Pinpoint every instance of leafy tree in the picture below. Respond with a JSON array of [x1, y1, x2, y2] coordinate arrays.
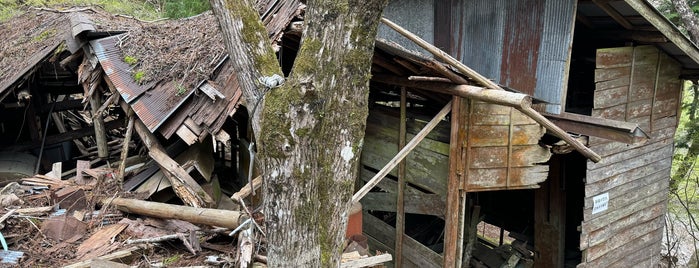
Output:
[[209, 0, 389, 266]]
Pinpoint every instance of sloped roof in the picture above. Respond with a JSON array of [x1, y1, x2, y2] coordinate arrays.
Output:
[[0, 8, 137, 101], [578, 0, 699, 72]]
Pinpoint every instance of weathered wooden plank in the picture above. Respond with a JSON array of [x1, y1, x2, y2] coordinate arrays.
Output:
[[582, 201, 665, 248], [511, 125, 546, 145], [354, 102, 452, 203], [593, 86, 629, 109], [629, 64, 658, 102], [594, 66, 631, 82], [368, 107, 451, 143], [596, 47, 633, 68], [585, 160, 670, 197], [586, 142, 672, 181], [592, 104, 626, 121], [366, 121, 449, 155], [362, 192, 445, 217], [360, 141, 447, 196], [581, 229, 662, 267], [364, 233, 420, 268], [584, 178, 668, 221], [587, 138, 672, 170], [653, 98, 679, 119], [581, 186, 668, 234], [589, 128, 674, 157], [468, 125, 510, 146], [363, 212, 443, 268], [611, 242, 662, 268], [651, 115, 677, 130], [633, 45, 660, 63], [595, 76, 631, 91], [626, 100, 652, 119], [359, 168, 421, 194], [583, 216, 664, 262], [465, 165, 548, 191], [469, 145, 550, 169]]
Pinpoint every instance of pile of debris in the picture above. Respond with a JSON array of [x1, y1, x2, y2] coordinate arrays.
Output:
[[0, 161, 258, 267]]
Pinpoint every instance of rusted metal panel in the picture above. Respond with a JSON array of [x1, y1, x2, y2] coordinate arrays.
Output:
[[90, 36, 148, 103], [500, 1, 544, 96], [130, 80, 195, 132], [452, 0, 575, 114]]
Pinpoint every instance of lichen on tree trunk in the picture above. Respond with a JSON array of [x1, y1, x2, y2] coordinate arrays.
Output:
[[209, 0, 388, 266]]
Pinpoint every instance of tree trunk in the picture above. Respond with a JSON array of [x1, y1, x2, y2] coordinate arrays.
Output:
[[671, 0, 699, 43], [209, 0, 388, 266]]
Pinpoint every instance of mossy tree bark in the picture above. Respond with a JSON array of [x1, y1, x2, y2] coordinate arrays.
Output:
[[209, 0, 388, 266]]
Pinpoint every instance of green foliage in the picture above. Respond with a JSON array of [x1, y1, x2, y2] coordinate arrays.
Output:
[[163, 254, 181, 265], [1, 0, 163, 22], [0, 0, 22, 22], [123, 55, 138, 65], [175, 83, 187, 96], [162, 0, 210, 19], [33, 28, 57, 42], [133, 71, 145, 83]]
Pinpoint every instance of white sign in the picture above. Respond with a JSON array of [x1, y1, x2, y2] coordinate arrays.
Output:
[[592, 193, 609, 215]]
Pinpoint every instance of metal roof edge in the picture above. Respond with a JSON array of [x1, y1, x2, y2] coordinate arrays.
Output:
[[625, 0, 699, 66]]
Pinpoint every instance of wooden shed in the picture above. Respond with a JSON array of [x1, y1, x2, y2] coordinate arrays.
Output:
[[1, 1, 696, 267], [353, 0, 699, 267]]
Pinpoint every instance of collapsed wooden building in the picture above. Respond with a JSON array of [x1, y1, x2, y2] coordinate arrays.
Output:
[[0, 0, 697, 267]]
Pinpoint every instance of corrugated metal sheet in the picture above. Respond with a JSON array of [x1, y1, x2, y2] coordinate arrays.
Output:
[[90, 36, 148, 103], [377, 0, 435, 56], [534, 0, 577, 114], [131, 80, 195, 131], [453, 0, 575, 114], [91, 36, 195, 132], [455, 0, 506, 82]]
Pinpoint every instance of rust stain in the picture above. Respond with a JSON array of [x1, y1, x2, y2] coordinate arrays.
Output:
[[500, 0, 545, 95]]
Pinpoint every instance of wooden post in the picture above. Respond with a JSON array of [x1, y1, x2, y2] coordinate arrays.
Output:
[[395, 87, 407, 267], [352, 101, 452, 203], [89, 89, 109, 159], [444, 97, 463, 268], [117, 113, 135, 185], [132, 117, 215, 208], [104, 197, 246, 229]]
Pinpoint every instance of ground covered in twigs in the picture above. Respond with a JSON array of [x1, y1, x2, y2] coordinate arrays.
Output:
[[0, 172, 263, 267]]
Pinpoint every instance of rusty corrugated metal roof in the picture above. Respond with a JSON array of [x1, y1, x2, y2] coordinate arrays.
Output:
[[90, 36, 149, 103], [91, 35, 195, 132], [93, 0, 303, 136]]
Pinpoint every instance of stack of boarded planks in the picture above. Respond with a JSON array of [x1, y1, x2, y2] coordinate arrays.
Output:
[[580, 45, 681, 267]]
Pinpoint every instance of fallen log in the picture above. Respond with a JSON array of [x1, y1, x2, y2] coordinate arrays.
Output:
[[103, 197, 247, 229]]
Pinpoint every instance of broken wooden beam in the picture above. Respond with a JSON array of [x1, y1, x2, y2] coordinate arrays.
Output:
[[103, 197, 247, 229], [353, 100, 452, 203], [341, 253, 393, 268], [231, 175, 262, 201], [132, 118, 215, 208], [87, 84, 108, 159], [117, 114, 135, 184]]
